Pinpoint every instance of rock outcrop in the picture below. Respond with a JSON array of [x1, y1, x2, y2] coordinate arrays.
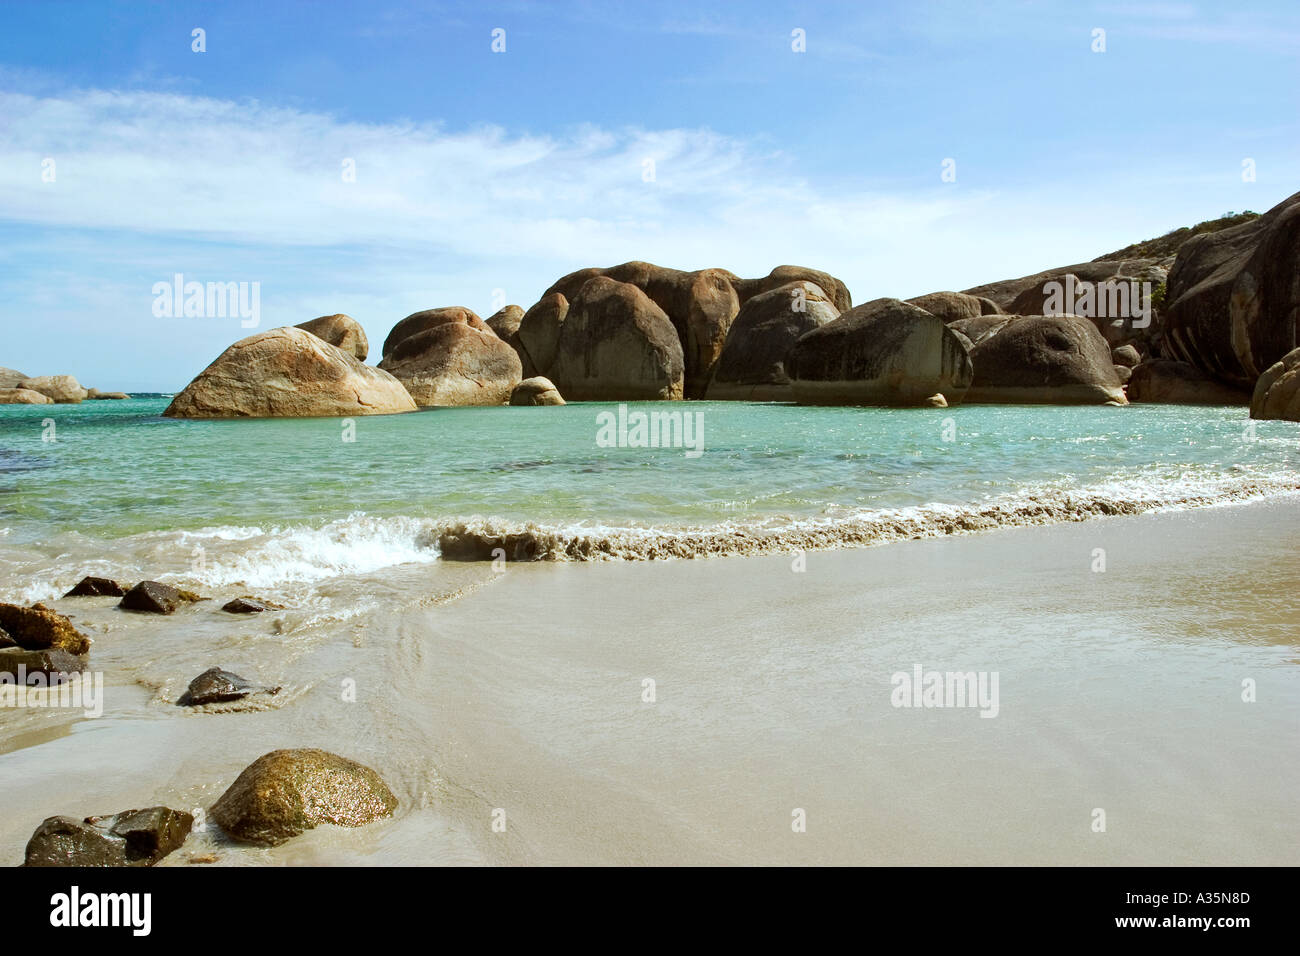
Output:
[[789, 298, 972, 406], [707, 280, 840, 400], [295, 313, 369, 361], [211, 749, 397, 847], [1127, 360, 1250, 405], [165, 327, 416, 419], [963, 315, 1128, 404], [1163, 189, 1300, 389], [537, 262, 851, 397], [548, 277, 685, 401]]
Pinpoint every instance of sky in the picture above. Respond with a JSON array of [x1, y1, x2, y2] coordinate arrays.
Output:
[[0, 0, 1297, 392]]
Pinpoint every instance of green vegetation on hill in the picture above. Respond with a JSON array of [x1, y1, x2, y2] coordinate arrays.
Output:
[[1093, 211, 1260, 262]]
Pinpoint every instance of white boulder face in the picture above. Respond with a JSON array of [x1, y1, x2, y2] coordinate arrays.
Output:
[[790, 298, 973, 406], [164, 327, 417, 419]]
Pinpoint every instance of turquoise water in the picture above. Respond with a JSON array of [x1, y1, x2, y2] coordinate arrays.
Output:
[[2, 398, 1298, 548]]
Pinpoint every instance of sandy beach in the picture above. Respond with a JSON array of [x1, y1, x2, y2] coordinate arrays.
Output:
[[3, 496, 1296, 866]]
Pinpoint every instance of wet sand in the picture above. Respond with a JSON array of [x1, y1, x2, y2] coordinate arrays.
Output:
[[1, 498, 1297, 865]]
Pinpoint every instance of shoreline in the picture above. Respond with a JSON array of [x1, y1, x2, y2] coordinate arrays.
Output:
[[1, 497, 1296, 865]]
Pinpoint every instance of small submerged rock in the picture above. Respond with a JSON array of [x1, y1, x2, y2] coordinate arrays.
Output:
[[220, 596, 282, 614], [24, 807, 193, 867], [211, 749, 397, 847], [118, 581, 205, 615], [64, 576, 130, 597], [178, 667, 280, 706]]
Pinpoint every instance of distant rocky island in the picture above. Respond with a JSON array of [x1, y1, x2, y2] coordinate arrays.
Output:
[[0, 369, 128, 404]]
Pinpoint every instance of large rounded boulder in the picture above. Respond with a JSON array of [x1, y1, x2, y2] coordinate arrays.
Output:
[[733, 265, 852, 313], [789, 298, 972, 406], [707, 280, 840, 400], [378, 319, 522, 406], [211, 749, 397, 847], [515, 293, 569, 377], [164, 327, 416, 418], [963, 315, 1127, 404], [510, 376, 565, 406], [906, 290, 988, 324], [1251, 348, 1300, 420], [549, 277, 685, 400], [381, 307, 490, 359], [20, 375, 87, 403], [0, 368, 27, 388], [295, 313, 369, 361], [1163, 190, 1300, 389]]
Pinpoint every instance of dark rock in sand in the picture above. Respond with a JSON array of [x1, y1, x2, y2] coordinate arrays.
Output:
[[211, 749, 397, 847], [964, 315, 1127, 404], [64, 576, 130, 597], [118, 581, 203, 615], [789, 298, 973, 406], [510, 377, 565, 406], [707, 280, 840, 400], [24, 807, 193, 867], [1127, 360, 1250, 405], [178, 667, 280, 706], [1163, 189, 1300, 389], [295, 313, 370, 361], [0, 647, 88, 679], [0, 603, 90, 654]]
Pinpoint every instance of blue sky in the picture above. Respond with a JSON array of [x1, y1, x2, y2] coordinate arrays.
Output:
[[1, 0, 1297, 391]]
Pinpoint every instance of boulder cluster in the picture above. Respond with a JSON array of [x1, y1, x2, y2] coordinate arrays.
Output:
[[156, 189, 1300, 418]]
